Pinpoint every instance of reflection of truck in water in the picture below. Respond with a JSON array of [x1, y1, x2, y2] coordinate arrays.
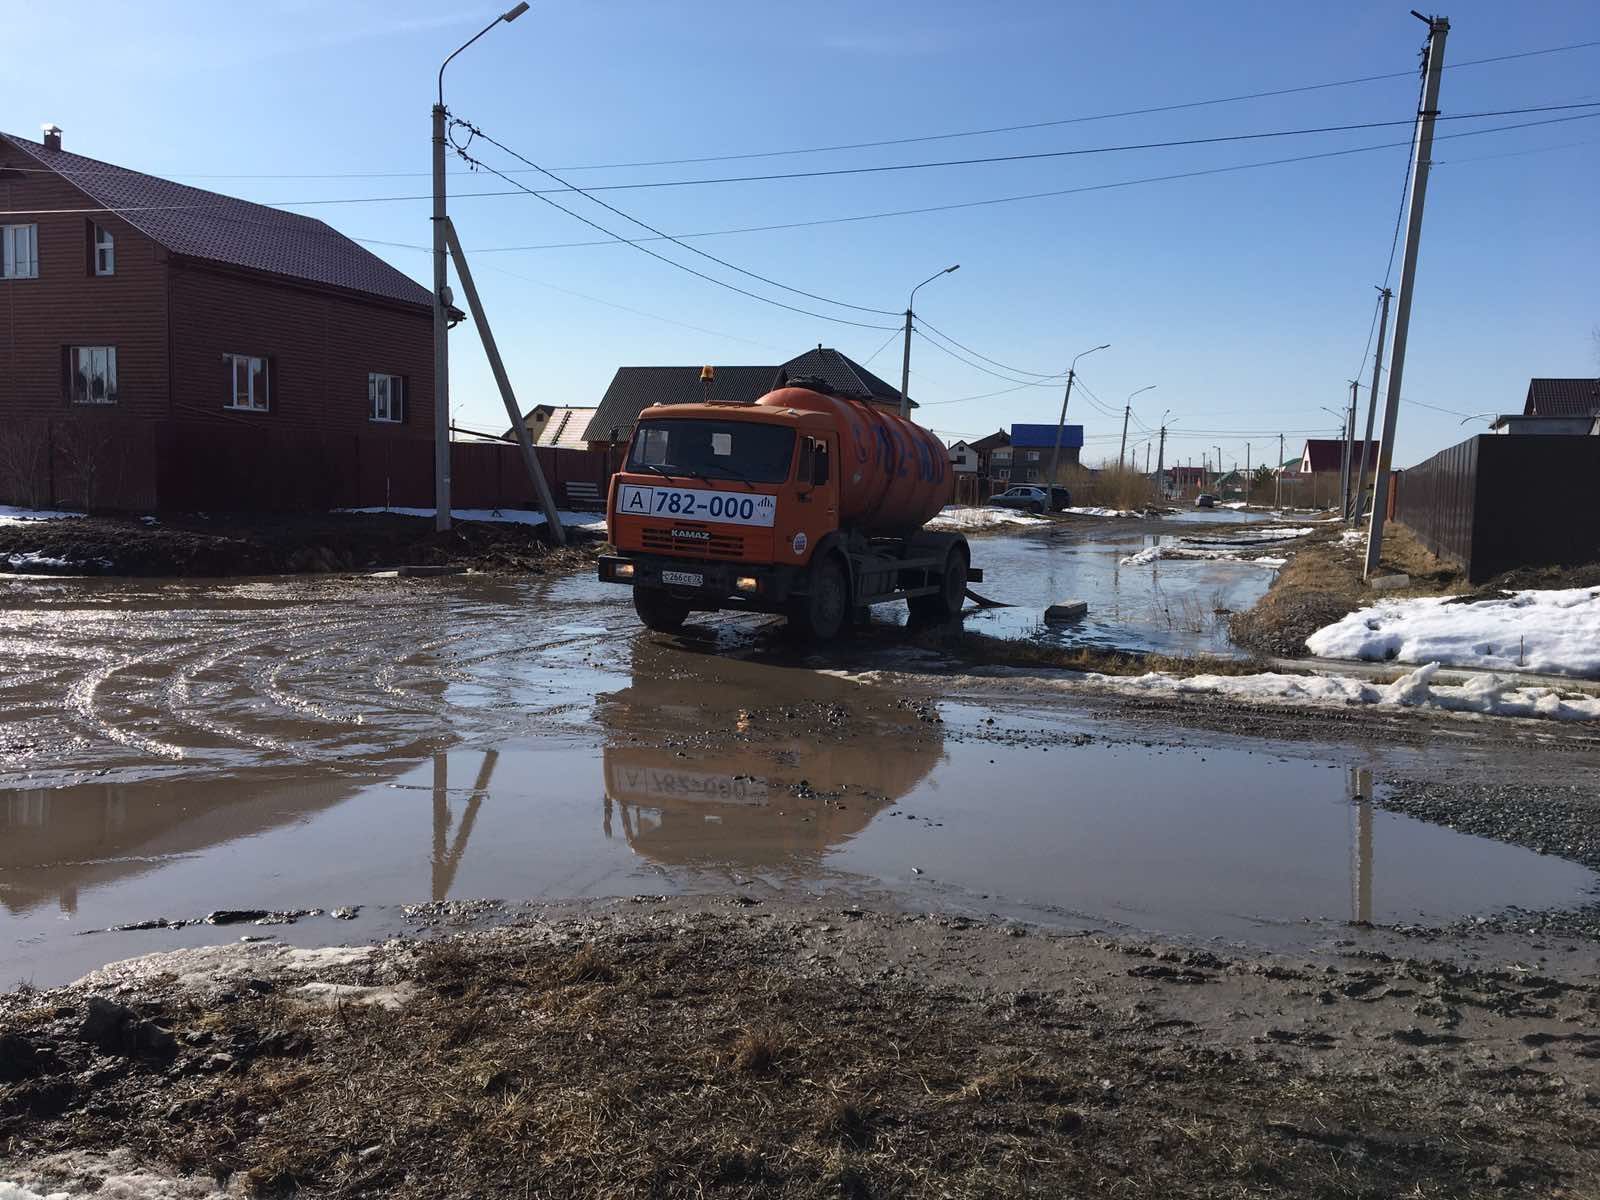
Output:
[[598, 380, 978, 641], [601, 736, 941, 870]]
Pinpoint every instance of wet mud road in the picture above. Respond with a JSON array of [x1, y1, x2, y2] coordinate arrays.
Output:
[[3, 558, 1598, 985]]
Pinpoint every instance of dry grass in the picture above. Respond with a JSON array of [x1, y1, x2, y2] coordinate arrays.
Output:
[[1059, 463, 1162, 510], [918, 627, 1270, 678], [1231, 525, 1464, 659], [4, 922, 1595, 1198]]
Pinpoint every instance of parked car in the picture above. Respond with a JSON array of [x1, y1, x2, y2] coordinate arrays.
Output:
[[989, 485, 1071, 514], [1194, 492, 1219, 509]]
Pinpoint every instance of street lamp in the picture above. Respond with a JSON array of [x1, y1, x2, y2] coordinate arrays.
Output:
[[1047, 342, 1110, 486], [1118, 384, 1156, 469], [431, 3, 531, 532], [899, 264, 960, 420]]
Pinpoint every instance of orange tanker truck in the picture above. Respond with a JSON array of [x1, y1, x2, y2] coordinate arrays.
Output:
[[598, 378, 979, 640]]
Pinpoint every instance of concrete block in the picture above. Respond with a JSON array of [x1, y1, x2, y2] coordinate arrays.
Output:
[[1044, 601, 1089, 623]]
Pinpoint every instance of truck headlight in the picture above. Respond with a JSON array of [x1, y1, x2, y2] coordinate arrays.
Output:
[[614, 561, 635, 579], [735, 575, 759, 592]]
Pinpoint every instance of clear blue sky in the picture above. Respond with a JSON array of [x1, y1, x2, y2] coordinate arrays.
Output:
[[8, 0, 1598, 469]]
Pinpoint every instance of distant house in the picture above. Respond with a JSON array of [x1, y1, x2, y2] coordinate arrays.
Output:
[[947, 440, 978, 473], [1300, 439, 1380, 476], [581, 347, 912, 449], [1490, 378, 1600, 435], [1162, 465, 1207, 496], [1006, 423, 1084, 483], [0, 126, 445, 511], [969, 429, 1011, 481], [507, 405, 598, 450]]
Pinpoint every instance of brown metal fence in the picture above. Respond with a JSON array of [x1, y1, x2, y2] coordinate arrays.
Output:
[[1393, 434, 1600, 582], [0, 418, 610, 515]]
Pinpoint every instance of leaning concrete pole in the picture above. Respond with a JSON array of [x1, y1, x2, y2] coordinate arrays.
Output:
[[1354, 286, 1392, 521], [443, 218, 566, 546], [1366, 13, 1449, 579]]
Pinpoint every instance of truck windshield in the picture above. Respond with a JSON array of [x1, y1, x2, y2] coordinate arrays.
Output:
[[628, 420, 797, 485]]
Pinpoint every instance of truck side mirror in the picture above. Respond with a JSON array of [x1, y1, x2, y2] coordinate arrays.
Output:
[[812, 443, 830, 486]]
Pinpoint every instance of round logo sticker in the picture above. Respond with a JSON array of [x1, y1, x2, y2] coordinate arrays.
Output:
[[791, 532, 808, 555]]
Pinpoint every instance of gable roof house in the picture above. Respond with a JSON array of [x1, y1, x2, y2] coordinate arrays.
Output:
[[1300, 438, 1380, 475], [0, 126, 446, 511], [581, 347, 911, 448], [1490, 378, 1600, 435]]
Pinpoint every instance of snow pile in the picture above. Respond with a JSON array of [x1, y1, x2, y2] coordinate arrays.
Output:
[[0, 506, 84, 526], [1338, 529, 1364, 545], [1306, 587, 1600, 678], [0, 1151, 236, 1198], [1082, 661, 1600, 723], [336, 506, 608, 533], [1119, 544, 1287, 568], [1063, 506, 1145, 518], [4, 552, 74, 570], [926, 506, 1048, 530]]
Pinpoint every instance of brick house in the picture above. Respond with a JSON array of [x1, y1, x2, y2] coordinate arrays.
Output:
[[0, 126, 533, 512], [1005, 423, 1083, 484]]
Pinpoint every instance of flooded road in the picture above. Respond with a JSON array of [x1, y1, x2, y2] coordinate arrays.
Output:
[[3, 546, 1596, 984]]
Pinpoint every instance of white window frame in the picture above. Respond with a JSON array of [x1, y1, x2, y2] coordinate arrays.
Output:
[[2, 224, 39, 279], [224, 353, 270, 412], [93, 224, 115, 276], [368, 372, 404, 423], [68, 346, 118, 405]]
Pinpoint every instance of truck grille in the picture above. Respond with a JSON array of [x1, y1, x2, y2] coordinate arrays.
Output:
[[641, 527, 746, 559]]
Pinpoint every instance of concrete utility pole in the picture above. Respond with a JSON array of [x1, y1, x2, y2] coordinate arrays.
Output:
[[899, 265, 959, 420], [1155, 424, 1168, 493], [1214, 446, 1223, 488], [1367, 13, 1449, 578], [1276, 432, 1284, 509], [1119, 384, 1155, 470], [1354, 286, 1392, 522], [1246, 442, 1251, 505], [1340, 379, 1358, 521], [433, 2, 531, 533], [1144, 443, 1151, 474], [443, 219, 565, 545], [1048, 343, 1109, 485]]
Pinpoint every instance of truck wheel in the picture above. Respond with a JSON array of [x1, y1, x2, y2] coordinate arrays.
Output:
[[788, 555, 848, 642], [908, 542, 970, 623], [633, 586, 690, 633]]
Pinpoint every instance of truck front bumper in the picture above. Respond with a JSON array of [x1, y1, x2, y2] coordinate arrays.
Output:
[[599, 553, 801, 608]]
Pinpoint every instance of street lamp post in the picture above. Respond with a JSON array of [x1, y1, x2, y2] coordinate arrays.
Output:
[[433, 3, 531, 532], [899, 264, 960, 420], [1047, 343, 1109, 487], [1118, 384, 1156, 469]]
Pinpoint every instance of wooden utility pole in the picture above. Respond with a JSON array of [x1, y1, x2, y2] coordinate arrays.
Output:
[[1340, 379, 1357, 521], [1367, 13, 1450, 577]]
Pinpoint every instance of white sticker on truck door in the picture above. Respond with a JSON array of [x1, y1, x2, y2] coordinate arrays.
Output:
[[616, 484, 776, 528]]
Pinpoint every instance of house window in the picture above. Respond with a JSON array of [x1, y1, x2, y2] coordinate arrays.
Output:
[[68, 346, 118, 405], [1026, 450, 1041, 462], [92, 224, 115, 276], [368, 373, 404, 423], [225, 353, 270, 411], [2, 224, 38, 279]]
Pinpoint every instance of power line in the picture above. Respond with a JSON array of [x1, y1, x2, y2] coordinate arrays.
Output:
[[437, 122, 898, 333], [451, 117, 899, 318], [543, 38, 1600, 171], [914, 318, 1067, 380], [428, 110, 1600, 253], [9, 109, 1595, 230], [860, 327, 903, 367]]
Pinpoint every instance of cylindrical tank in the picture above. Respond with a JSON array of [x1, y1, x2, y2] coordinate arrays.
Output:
[[756, 387, 952, 535]]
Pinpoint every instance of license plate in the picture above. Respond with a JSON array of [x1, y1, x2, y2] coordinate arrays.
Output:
[[616, 484, 776, 528], [661, 570, 704, 587]]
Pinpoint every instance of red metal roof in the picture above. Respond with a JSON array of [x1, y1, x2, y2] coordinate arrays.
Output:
[[1302, 439, 1379, 472], [1, 131, 431, 309]]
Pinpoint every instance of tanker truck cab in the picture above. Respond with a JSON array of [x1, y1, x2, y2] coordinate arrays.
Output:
[[599, 385, 977, 642]]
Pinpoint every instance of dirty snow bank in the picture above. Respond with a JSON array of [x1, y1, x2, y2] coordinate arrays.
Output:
[[0, 506, 83, 526], [1, 1151, 238, 1198], [1306, 587, 1600, 678], [1082, 661, 1600, 722], [335, 506, 607, 533], [1119, 544, 1286, 568], [926, 505, 1048, 530], [1062, 506, 1146, 518]]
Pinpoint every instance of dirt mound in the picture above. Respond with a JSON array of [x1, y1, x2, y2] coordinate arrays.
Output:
[[0, 513, 597, 577]]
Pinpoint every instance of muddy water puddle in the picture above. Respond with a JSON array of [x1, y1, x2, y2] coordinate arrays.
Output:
[[3, 565, 1596, 985]]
